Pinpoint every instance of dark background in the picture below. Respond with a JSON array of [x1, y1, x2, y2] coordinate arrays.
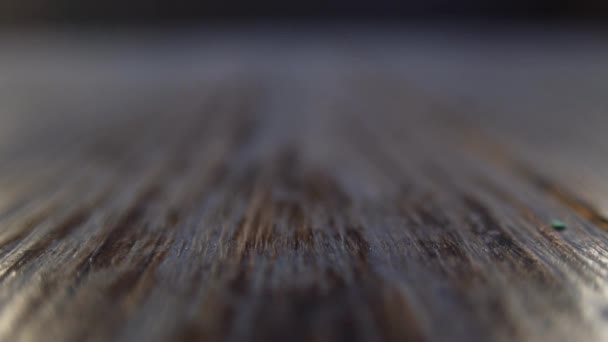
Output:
[[1, 0, 607, 27]]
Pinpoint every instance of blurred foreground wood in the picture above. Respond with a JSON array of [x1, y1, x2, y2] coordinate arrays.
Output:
[[1, 31, 608, 341]]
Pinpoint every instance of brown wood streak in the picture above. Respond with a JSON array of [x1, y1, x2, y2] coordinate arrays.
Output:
[[463, 128, 608, 232], [0, 53, 608, 342]]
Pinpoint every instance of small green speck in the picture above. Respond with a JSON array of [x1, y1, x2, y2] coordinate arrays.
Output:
[[551, 220, 566, 231]]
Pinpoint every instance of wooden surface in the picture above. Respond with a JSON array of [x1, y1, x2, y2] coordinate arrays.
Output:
[[1, 31, 608, 341]]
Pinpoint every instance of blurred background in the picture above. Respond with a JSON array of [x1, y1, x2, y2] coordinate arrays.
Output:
[[1, 0, 608, 27], [1, 0, 608, 171]]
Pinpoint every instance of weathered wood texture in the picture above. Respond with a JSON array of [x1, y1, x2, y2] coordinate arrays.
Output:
[[1, 32, 608, 341]]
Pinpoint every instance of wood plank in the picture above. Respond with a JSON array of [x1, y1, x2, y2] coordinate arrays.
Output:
[[1, 31, 608, 341]]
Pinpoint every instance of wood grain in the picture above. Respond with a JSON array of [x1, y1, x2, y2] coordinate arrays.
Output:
[[1, 31, 608, 342]]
